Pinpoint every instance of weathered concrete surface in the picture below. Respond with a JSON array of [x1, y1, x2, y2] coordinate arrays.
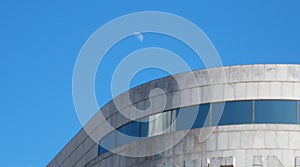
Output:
[[47, 64, 300, 167]]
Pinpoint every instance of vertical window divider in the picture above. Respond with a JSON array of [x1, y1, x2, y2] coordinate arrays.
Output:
[[139, 119, 142, 137], [170, 110, 173, 132], [209, 103, 213, 126], [297, 101, 299, 124], [115, 131, 118, 148], [172, 109, 176, 132], [252, 100, 255, 124]]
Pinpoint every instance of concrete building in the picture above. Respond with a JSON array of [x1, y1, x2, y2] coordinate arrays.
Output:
[[48, 64, 300, 167]]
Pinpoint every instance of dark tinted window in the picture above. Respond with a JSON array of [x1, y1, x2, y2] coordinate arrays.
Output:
[[100, 100, 300, 155], [212, 101, 253, 126], [98, 145, 107, 155], [118, 121, 140, 137], [140, 117, 149, 137], [255, 100, 297, 124], [99, 131, 116, 155], [175, 104, 210, 130], [116, 121, 140, 146]]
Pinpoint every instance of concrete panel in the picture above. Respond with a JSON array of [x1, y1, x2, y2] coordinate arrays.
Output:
[[289, 131, 300, 149], [294, 83, 300, 99], [270, 150, 283, 162], [246, 82, 258, 99], [235, 82, 246, 100], [217, 132, 228, 150], [207, 68, 226, 84], [270, 82, 282, 99], [288, 65, 300, 81], [212, 84, 224, 102], [253, 65, 265, 81], [201, 86, 212, 103], [282, 150, 294, 167], [168, 91, 182, 110], [85, 145, 99, 165], [194, 70, 210, 86], [276, 131, 289, 149], [282, 82, 293, 99], [241, 65, 253, 82], [265, 64, 276, 81], [225, 83, 235, 101], [228, 132, 241, 150], [252, 131, 264, 149], [258, 82, 270, 99], [265, 131, 276, 148], [241, 131, 253, 149], [205, 133, 217, 151], [276, 65, 288, 81], [230, 66, 242, 83]]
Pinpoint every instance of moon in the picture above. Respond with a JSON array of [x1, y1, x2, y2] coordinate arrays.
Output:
[[133, 32, 144, 42]]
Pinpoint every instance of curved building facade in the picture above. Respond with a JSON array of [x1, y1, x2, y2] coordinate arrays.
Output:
[[48, 64, 300, 167]]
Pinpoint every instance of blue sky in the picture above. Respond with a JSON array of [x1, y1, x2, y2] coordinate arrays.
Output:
[[1, 1, 300, 167]]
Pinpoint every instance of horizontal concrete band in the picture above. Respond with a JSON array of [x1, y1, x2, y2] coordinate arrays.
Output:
[[93, 64, 300, 144], [101, 64, 300, 119], [97, 65, 300, 130]]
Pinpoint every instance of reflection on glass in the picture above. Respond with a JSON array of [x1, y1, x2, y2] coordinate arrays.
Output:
[[148, 111, 174, 137], [255, 100, 297, 124]]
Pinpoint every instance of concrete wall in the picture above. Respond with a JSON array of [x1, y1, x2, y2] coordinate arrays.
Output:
[[48, 64, 300, 167]]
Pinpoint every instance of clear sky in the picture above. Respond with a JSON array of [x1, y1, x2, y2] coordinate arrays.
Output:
[[1, 1, 300, 167]]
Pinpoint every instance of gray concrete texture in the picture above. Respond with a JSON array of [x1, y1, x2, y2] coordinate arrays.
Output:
[[48, 64, 300, 167]]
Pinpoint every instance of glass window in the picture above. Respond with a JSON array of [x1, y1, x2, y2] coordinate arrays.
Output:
[[98, 145, 107, 155], [148, 110, 174, 136], [212, 101, 253, 126], [116, 121, 140, 146], [99, 100, 300, 155], [255, 100, 297, 124], [175, 104, 210, 131], [99, 131, 116, 155], [118, 121, 140, 137], [140, 117, 149, 137]]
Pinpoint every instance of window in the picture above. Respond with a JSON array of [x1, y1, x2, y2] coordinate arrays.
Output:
[[99, 131, 116, 155], [147, 110, 175, 137], [140, 117, 149, 137], [212, 101, 253, 126], [116, 121, 140, 146], [99, 100, 300, 155], [175, 104, 210, 130], [255, 100, 297, 124], [140, 111, 175, 138]]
